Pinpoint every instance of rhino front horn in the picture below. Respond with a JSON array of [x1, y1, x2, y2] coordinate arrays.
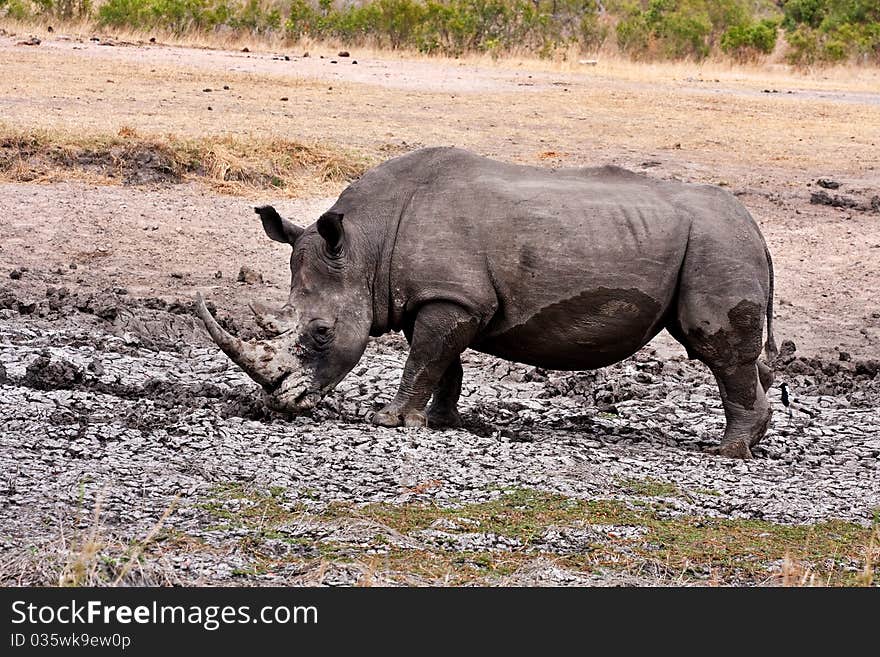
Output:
[[195, 292, 296, 389]]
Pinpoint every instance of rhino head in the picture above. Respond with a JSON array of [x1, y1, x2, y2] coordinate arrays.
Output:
[[196, 205, 373, 413]]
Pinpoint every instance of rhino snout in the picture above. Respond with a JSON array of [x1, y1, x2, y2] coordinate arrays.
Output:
[[264, 371, 321, 414]]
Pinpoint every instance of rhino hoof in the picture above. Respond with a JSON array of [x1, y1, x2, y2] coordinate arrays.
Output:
[[706, 442, 753, 459], [371, 407, 428, 428], [403, 411, 427, 428], [427, 407, 462, 428], [371, 409, 402, 427]]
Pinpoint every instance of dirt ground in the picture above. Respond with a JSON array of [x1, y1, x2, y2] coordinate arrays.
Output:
[[0, 29, 878, 586]]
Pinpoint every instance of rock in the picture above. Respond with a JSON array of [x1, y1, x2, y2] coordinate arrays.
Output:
[[0, 362, 7, 384], [810, 190, 857, 208], [817, 179, 840, 189], [854, 360, 880, 378], [0, 287, 18, 310], [337, 51, 350, 57], [839, 351, 851, 362], [777, 339, 797, 364], [22, 355, 83, 390], [17, 299, 38, 315], [9, 269, 22, 280], [87, 358, 105, 376], [237, 266, 263, 285]]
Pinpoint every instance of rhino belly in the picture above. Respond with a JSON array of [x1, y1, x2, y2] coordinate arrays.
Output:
[[473, 286, 666, 370]]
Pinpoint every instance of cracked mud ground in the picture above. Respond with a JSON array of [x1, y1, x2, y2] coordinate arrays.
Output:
[[0, 36, 878, 583], [1, 201, 878, 585]]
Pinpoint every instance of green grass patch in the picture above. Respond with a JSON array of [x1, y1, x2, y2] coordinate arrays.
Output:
[[198, 485, 878, 586]]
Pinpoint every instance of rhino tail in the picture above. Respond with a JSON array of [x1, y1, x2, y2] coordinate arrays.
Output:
[[764, 244, 778, 363]]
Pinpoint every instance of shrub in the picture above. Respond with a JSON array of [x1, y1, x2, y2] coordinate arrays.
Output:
[[98, 0, 152, 27], [782, 0, 880, 64], [579, 11, 609, 52], [3, 0, 875, 63], [785, 24, 820, 64], [653, 9, 712, 59], [782, 0, 826, 30], [721, 19, 778, 59], [616, 7, 653, 58]]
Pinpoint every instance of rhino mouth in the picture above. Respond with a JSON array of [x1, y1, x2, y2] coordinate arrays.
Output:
[[266, 371, 321, 413]]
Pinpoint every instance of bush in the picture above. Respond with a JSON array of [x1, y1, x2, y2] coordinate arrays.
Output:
[[782, 0, 826, 30], [2, 0, 875, 63], [653, 9, 712, 59], [721, 19, 778, 59], [785, 24, 820, 63], [0, 0, 90, 18], [616, 7, 652, 58], [782, 0, 880, 64], [617, 0, 752, 60], [98, 0, 151, 27]]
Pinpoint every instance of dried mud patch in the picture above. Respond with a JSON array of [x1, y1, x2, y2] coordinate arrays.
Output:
[[1, 286, 878, 586]]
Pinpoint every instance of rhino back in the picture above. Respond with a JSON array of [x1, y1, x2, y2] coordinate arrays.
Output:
[[342, 148, 756, 370]]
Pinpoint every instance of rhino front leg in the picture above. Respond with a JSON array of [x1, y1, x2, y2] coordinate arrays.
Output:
[[427, 358, 463, 428], [373, 303, 478, 428]]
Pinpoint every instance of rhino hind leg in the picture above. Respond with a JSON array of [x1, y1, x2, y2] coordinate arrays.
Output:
[[427, 358, 464, 428], [669, 291, 772, 459], [757, 360, 774, 393], [705, 363, 772, 458], [372, 303, 478, 429]]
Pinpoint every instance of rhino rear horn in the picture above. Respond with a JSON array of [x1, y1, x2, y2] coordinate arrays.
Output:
[[248, 300, 285, 336]]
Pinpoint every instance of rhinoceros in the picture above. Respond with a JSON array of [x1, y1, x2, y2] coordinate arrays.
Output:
[[197, 147, 778, 458]]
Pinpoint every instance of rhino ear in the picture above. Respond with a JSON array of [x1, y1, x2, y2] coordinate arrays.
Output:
[[255, 205, 303, 245], [317, 211, 344, 255]]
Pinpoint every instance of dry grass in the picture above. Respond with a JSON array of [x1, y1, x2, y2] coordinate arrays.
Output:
[[57, 491, 106, 587], [0, 491, 184, 587], [0, 30, 877, 196], [0, 125, 369, 196], [4, 15, 880, 93], [857, 519, 880, 587], [53, 494, 181, 586]]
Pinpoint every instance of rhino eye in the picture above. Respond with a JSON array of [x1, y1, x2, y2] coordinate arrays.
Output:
[[310, 321, 334, 345]]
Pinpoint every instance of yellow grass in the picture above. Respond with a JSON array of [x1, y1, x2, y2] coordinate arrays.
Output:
[[4, 14, 880, 93], [0, 31, 877, 195], [0, 125, 370, 195]]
